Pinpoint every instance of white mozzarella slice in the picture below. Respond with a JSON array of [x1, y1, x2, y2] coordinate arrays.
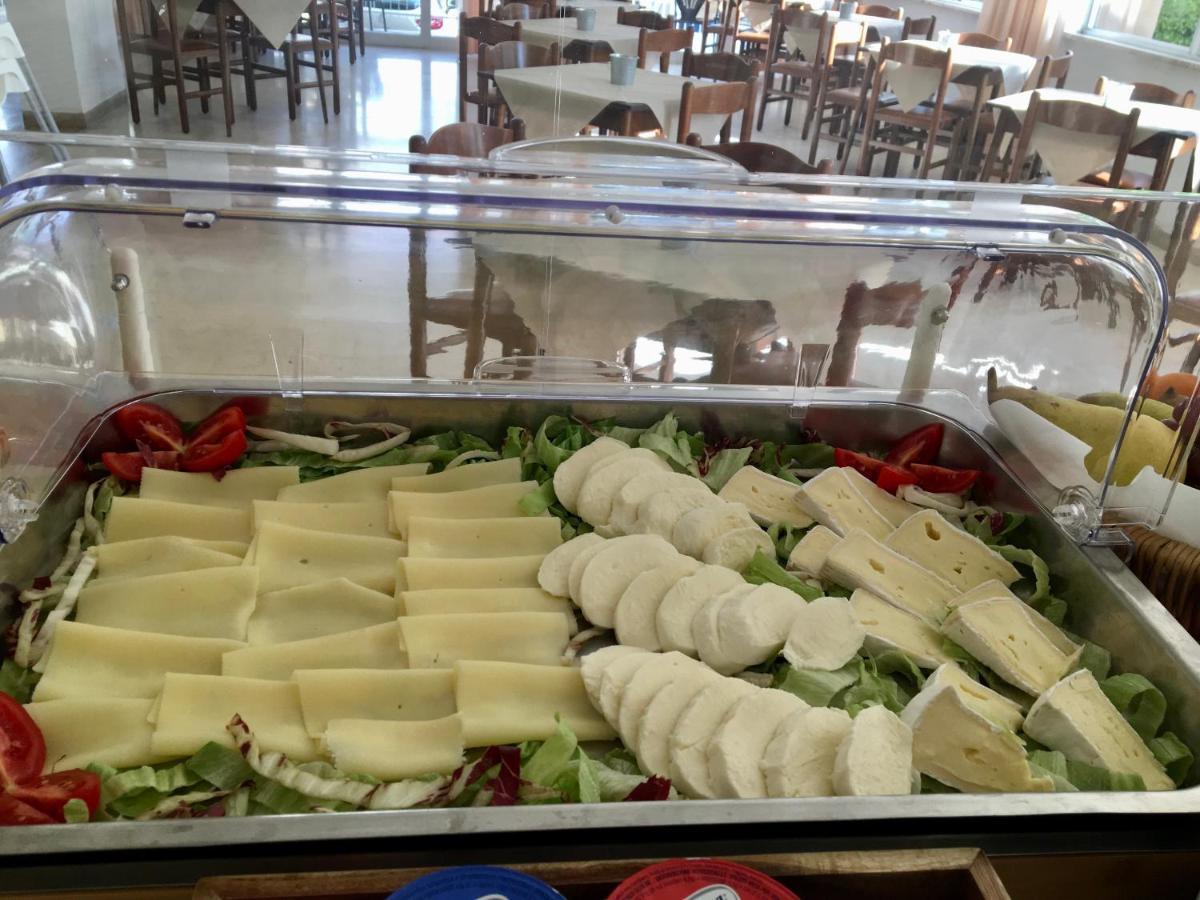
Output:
[[324, 715, 464, 780], [294, 668, 456, 736], [886, 509, 1021, 591], [668, 678, 757, 799], [823, 529, 957, 624], [577, 534, 680, 628], [253, 500, 396, 539], [762, 706, 852, 798], [91, 537, 242, 582], [456, 660, 616, 747], [786, 525, 841, 577], [839, 466, 922, 528], [105, 497, 252, 544], [671, 503, 757, 559], [615, 651, 698, 748], [151, 673, 317, 761], [716, 583, 807, 670], [222, 622, 405, 680], [701, 526, 774, 571], [634, 670, 723, 778], [636, 489, 722, 540], [850, 589, 952, 669], [276, 463, 431, 503], [388, 481, 540, 538], [255, 522, 403, 594], [717, 467, 813, 528], [794, 468, 893, 540], [656, 566, 745, 656], [387, 457, 523, 494], [614, 557, 702, 651], [407, 516, 562, 559], [783, 596, 865, 671], [567, 537, 621, 602], [579, 645, 648, 706], [552, 437, 629, 514], [693, 584, 757, 675], [247, 579, 399, 645], [400, 612, 570, 669], [538, 533, 606, 598], [610, 472, 707, 535], [597, 650, 660, 726], [576, 449, 671, 527], [139, 466, 300, 510], [27, 698, 168, 772], [396, 555, 543, 592], [832, 705, 914, 796], [707, 688, 808, 799]]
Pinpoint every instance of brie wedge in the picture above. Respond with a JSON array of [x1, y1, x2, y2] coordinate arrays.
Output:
[[839, 466, 921, 528], [794, 468, 892, 540], [923, 662, 1025, 731], [718, 467, 813, 528], [849, 589, 952, 669], [823, 529, 957, 624], [786, 525, 841, 577], [885, 509, 1021, 591]]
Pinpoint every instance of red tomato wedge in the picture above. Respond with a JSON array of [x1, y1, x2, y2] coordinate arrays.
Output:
[[910, 463, 981, 494], [101, 449, 181, 483], [186, 407, 246, 451], [8, 770, 101, 821], [884, 423, 944, 467], [833, 448, 885, 478], [181, 429, 247, 473], [0, 793, 54, 826], [876, 464, 919, 494], [0, 693, 44, 786], [113, 403, 185, 452]]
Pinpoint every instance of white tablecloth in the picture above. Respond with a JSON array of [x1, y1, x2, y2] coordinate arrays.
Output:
[[871, 39, 1037, 111], [739, 4, 902, 47], [168, 0, 313, 47], [989, 88, 1200, 186], [518, 18, 644, 55], [561, 0, 638, 25], [494, 62, 727, 138]]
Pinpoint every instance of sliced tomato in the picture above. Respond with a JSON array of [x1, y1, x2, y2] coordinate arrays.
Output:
[[876, 464, 918, 494], [0, 693, 44, 786], [885, 423, 944, 467], [8, 770, 100, 822], [910, 463, 981, 494], [186, 406, 246, 451], [101, 449, 180, 483], [0, 793, 54, 827], [113, 403, 185, 452], [216, 396, 270, 417], [834, 448, 885, 478], [181, 429, 247, 473]]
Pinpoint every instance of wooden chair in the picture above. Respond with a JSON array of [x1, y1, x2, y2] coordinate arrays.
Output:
[[736, 0, 778, 56], [685, 134, 835, 179], [495, 3, 536, 19], [409, 120, 527, 174], [757, 9, 863, 142], [563, 38, 614, 62], [813, 37, 892, 170], [954, 32, 1012, 51], [619, 8, 675, 28], [858, 4, 902, 18], [676, 78, 757, 143], [1084, 78, 1195, 192], [284, 0, 341, 123], [1095, 77, 1197, 108], [857, 40, 954, 177], [114, 0, 235, 135], [1033, 50, 1072, 89], [900, 14, 935, 39], [681, 48, 758, 82], [478, 40, 561, 125], [700, 0, 738, 51], [331, 1, 359, 64], [637, 27, 694, 72], [459, 16, 522, 122]]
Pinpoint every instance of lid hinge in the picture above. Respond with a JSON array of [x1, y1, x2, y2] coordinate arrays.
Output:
[[0, 477, 37, 547]]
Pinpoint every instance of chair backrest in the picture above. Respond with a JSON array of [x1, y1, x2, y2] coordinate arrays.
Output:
[[409, 120, 527, 175], [637, 27, 693, 71], [619, 7, 674, 28], [1097, 76, 1197, 109], [676, 78, 756, 143], [116, 0, 164, 39], [858, 4, 902, 19], [681, 48, 759, 82], [954, 31, 1012, 51], [459, 16, 522, 113], [562, 38, 614, 62], [1034, 50, 1072, 89], [770, 8, 859, 68], [900, 14, 935, 39], [875, 38, 952, 107], [494, 3, 534, 19], [479, 39, 561, 72], [1006, 91, 1141, 186], [685, 136, 834, 177]]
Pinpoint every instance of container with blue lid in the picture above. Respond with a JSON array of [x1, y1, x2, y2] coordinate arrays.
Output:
[[386, 865, 564, 900]]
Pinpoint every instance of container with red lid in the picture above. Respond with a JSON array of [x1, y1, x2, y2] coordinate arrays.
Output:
[[610, 859, 800, 900]]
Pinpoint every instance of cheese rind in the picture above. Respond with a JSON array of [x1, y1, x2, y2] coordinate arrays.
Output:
[[387, 457, 522, 494], [839, 466, 921, 528], [222, 622, 405, 680], [824, 529, 957, 624], [254, 500, 396, 539], [948, 579, 1019, 611], [294, 668, 456, 736], [324, 715, 465, 780], [105, 497, 252, 544], [794, 468, 892, 540], [717, 467, 813, 528], [399, 613, 570, 669], [885, 509, 1021, 591], [786, 525, 841, 576], [277, 463, 431, 503], [91, 537, 242, 582], [923, 662, 1025, 732], [140, 466, 300, 509], [1023, 669, 1174, 791], [849, 589, 952, 669], [396, 555, 543, 592], [388, 481, 540, 537], [247, 579, 399, 644], [832, 705, 913, 796], [27, 698, 168, 772], [255, 522, 403, 594], [407, 516, 562, 559]]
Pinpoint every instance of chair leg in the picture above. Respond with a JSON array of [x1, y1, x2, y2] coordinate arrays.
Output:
[[198, 58, 211, 113], [307, 8, 329, 123], [807, 69, 830, 164], [153, 57, 167, 108], [358, 0, 366, 55], [241, 22, 258, 110], [171, 51, 190, 133], [284, 42, 298, 120], [217, 10, 234, 136], [329, 11, 342, 114]]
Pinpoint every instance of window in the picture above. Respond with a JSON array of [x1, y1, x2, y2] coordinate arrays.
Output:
[[1085, 0, 1200, 56]]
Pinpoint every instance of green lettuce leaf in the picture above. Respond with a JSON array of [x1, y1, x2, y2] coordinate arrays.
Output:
[[1029, 594, 1069, 627], [872, 650, 927, 691], [701, 447, 752, 492], [840, 657, 912, 716], [519, 481, 558, 517], [533, 416, 588, 473], [186, 741, 256, 791], [1028, 750, 1145, 792], [1073, 640, 1112, 682], [501, 426, 528, 459], [767, 522, 810, 562], [1149, 732, 1194, 785], [0, 658, 39, 703], [1099, 673, 1166, 742], [743, 549, 821, 600], [62, 797, 91, 824], [522, 718, 578, 788], [773, 661, 859, 707], [920, 775, 961, 794], [994, 545, 1051, 603], [637, 413, 698, 472], [963, 511, 1028, 546]]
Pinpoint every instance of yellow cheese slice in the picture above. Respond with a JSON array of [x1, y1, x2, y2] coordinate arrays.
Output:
[[455, 660, 617, 747], [139, 467, 300, 509], [74, 566, 258, 641], [222, 622, 405, 680], [105, 497, 253, 544], [254, 521, 404, 594], [294, 668, 457, 737], [247, 578, 399, 645], [388, 481, 539, 537], [252, 500, 396, 539], [91, 536, 243, 582], [400, 587, 575, 633], [150, 673, 318, 760], [395, 556, 543, 592], [399, 613, 570, 669], [407, 516, 562, 559], [33, 622, 244, 700], [26, 698, 170, 772], [324, 715, 464, 780], [388, 457, 522, 493], [275, 463, 431, 503]]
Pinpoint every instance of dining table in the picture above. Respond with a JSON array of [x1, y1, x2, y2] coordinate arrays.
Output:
[[558, 0, 640, 24], [740, 1, 906, 43], [185, 0, 313, 46], [518, 17, 646, 56]]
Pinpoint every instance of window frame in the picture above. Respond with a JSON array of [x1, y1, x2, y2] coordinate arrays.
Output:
[[1081, 0, 1200, 59]]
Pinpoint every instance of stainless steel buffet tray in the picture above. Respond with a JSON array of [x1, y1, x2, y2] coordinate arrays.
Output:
[[2, 384, 1198, 858]]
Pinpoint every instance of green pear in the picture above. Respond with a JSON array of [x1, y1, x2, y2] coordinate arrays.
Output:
[[1077, 392, 1175, 422]]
